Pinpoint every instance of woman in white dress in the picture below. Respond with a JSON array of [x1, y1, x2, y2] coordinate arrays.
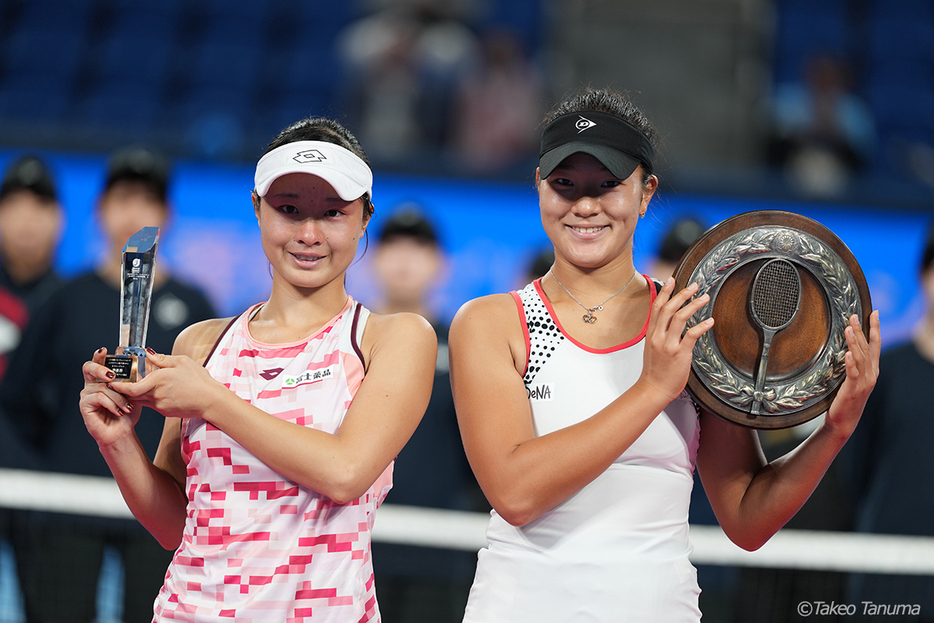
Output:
[[449, 87, 880, 622]]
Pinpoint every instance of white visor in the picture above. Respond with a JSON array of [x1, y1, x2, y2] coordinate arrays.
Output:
[[254, 140, 373, 201]]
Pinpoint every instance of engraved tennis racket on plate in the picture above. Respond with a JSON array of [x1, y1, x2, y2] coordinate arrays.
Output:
[[672, 210, 871, 430]]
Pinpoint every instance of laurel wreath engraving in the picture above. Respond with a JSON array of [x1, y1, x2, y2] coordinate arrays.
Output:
[[687, 227, 860, 415]]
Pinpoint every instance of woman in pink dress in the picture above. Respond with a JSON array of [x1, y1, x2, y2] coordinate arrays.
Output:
[[79, 117, 436, 621]]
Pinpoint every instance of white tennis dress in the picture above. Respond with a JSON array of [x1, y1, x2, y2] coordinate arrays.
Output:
[[463, 278, 702, 622]]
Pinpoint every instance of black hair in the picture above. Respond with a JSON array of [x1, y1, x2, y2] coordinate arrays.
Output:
[[264, 116, 374, 220], [543, 87, 660, 184], [378, 206, 439, 247], [105, 145, 171, 203], [923, 218, 934, 274], [659, 217, 707, 263], [0, 155, 58, 203], [527, 248, 555, 281]]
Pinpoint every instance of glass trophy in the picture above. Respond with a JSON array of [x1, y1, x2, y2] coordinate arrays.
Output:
[[104, 226, 160, 382]]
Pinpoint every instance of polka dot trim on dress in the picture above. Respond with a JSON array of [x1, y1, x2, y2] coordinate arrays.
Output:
[[518, 282, 565, 386]]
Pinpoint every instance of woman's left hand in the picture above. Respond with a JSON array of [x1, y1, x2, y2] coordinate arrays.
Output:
[[825, 311, 881, 438], [115, 350, 226, 421]]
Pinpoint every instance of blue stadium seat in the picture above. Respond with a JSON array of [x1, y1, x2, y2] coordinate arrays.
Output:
[[200, 0, 269, 26], [112, 0, 183, 14], [78, 80, 164, 131], [14, 0, 94, 34], [867, 80, 934, 142], [3, 28, 85, 81], [198, 10, 269, 48], [0, 27, 82, 125], [94, 33, 175, 86], [770, 0, 853, 85], [286, 46, 341, 96], [867, 18, 934, 66], [0, 74, 72, 121], [191, 41, 262, 91], [869, 0, 932, 24], [172, 85, 254, 158], [171, 85, 253, 128], [106, 7, 182, 44], [293, 3, 354, 40]]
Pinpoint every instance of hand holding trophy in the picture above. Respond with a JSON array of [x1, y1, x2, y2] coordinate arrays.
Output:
[[104, 226, 159, 382]]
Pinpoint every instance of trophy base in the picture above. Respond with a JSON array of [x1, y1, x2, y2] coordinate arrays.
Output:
[[104, 347, 147, 383]]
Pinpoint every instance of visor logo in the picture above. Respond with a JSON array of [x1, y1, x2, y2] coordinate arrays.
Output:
[[293, 149, 327, 163], [575, 116, 597, 133]]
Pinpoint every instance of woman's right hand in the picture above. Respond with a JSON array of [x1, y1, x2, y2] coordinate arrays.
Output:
[[639, 278, 714, 404], [79, 347, 141, 447]]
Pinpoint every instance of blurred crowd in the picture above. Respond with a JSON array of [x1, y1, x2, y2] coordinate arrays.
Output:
[[336, 2, 547, 176], [0, 0, 933, 620]]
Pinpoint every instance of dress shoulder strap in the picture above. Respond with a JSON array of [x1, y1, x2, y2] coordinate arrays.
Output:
[[514, 280, 564, 387], [203, 315, 240, 368], [349, 300, 368, 369]]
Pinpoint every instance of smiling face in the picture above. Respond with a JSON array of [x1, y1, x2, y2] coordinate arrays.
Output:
[[538, 152, 656, 272], [256, 172, 369, 292]]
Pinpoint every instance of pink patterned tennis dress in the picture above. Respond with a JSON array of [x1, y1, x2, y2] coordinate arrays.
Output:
[[153, 297, 392, 622]]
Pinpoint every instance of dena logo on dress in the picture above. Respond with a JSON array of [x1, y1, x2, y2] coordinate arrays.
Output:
[[527, 383, 553, 401]]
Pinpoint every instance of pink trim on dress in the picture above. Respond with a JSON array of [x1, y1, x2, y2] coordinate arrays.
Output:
[[510, 289, 533, 378], [533, 275, 655, 353]]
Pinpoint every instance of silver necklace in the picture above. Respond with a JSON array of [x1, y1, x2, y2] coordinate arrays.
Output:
[[548, 269, 637, 324]]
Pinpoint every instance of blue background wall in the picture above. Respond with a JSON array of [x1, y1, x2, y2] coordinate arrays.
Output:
[[3, 149, 925, 349]]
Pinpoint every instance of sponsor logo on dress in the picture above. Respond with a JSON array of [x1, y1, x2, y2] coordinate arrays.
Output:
[[527, 383, 553, 401], [283, 364, 336, 388], [260, 367, 284, 380]]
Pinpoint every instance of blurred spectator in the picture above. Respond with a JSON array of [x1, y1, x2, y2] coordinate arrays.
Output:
[[0, 146, 216, 623], [525, 247, 554, 283], [647, 216, 706, 280], [765, 54, 877, 197], [368, 206, 484, 623], [448, 29, 547, 174], [843, 220, 934, 618], [0, 155, 64, 615], [337, 2, 478, 164], [371, 206, 447, 319], [0, 156, 64, 379]]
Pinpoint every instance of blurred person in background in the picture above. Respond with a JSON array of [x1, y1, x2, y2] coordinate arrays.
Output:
[[646, 216, 706, 280], [337, 2, 478, 164], [843, 220, 934, 621], [448, 29, 547, 175], [0, 145, 215, 623], [764, 53, 877, 198], [0, 154, 64, 614], [524, 247, 555, 283], [0, 155, 64, 380], [369, 206, 485, 622]]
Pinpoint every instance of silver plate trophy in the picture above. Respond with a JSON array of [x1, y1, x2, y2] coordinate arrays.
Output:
[[104, 226, 160, 382], [672, 210, 871, 430]]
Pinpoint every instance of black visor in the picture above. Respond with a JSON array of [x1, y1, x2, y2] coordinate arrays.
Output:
[[539, 111, 655, 180]]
